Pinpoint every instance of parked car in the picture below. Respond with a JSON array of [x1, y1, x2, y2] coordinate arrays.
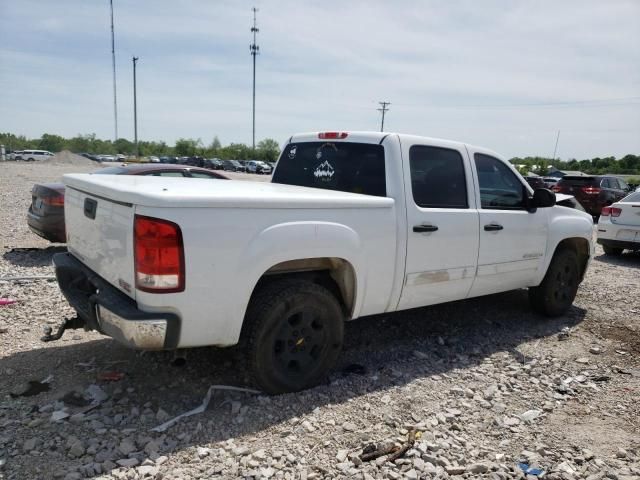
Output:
[[204, 158, 224, 170], [222, 160, 247, 172], [553, 175, 630, 219], [98, 154, 116, 162], [596, 191, 640, 255], [52, 131, 593, 394], [79, 153, 101, 161], [18, 150, 54, 161], [524, 176, 546, 189], [148, 156, 160, 163], [27, 164, 228, 243], [7, 150, 23, 160], [543, 177, 560, 189], [247, 160, 272, 174]]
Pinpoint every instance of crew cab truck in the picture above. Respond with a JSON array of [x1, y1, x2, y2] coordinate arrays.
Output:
[[54, 132, 594, 394]]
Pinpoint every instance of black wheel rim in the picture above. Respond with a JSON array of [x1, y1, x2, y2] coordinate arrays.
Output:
[[552, 260, 577, 304], [273, 309, 328, 376]]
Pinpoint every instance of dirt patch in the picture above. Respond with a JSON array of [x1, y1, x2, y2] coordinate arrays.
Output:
[[43, 150, 97, 166]]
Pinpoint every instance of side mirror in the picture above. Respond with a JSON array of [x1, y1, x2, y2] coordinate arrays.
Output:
[[531, 188, 556, 208]]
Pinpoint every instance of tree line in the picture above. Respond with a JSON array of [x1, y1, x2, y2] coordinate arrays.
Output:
[[509, 155, 640, 177], [0, 132, 281, 162]]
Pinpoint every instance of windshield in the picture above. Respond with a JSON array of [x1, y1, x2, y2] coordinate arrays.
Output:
[[622, 191, 640, 202], [273, 142, 386, 197]]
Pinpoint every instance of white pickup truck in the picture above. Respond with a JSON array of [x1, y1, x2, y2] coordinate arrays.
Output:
[[54, 131, 594, 393]]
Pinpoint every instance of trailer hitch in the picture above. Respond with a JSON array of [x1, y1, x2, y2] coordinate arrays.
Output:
[[41, 316, 85, 342]]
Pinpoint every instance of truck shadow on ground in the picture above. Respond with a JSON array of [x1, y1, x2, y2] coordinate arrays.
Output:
[[1, 289, 586, 478], [593, 250, 640, 269], [2, 246, 67, 268]]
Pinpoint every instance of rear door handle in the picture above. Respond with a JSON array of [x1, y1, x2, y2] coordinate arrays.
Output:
[[413, 224, 439, 233], [484, 223, 503, 231]]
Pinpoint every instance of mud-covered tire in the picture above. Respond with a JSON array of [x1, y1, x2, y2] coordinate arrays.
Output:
[[529, 249, 579, 317], [243, 279, 344, 394], [602, 245, 623, 256]]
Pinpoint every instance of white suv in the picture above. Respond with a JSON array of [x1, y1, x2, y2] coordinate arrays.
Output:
[[18, 150, 55, 161]]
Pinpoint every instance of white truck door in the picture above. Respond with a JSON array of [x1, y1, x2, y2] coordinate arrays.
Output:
[[397, 140, 480, 310], [467, 150, 548, 297]]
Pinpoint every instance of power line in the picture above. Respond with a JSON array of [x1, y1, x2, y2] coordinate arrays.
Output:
[[377, 101, 390, 132], [109, 0, 118, 141], [250, 7, 259, 150]]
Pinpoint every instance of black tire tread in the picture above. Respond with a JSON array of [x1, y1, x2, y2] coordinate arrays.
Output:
[[529, 248, 579, 317], [242, 278, 344, 394], [602, 245, 623, 256]]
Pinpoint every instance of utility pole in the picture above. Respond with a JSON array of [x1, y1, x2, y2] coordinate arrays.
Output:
[[377, 101, 390, 132], [110, 0, 118, 141], [132, 56, 139, 159], [551, 130, 561, 161], [250, 7, 259, 151]]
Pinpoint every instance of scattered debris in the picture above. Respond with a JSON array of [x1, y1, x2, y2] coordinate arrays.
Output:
[[518, 462, 544, 476], [360, 429, 417, 463], [97, 371, 125, 382], [575, 357, 590, 364], [0, 275, 56, 282], [151, 385, 260, 433], [589, 346, 602, 355], [0, 298, 17, 306]]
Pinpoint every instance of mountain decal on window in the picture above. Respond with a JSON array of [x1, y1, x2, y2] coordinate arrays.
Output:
[[313, 160, 335, 179]]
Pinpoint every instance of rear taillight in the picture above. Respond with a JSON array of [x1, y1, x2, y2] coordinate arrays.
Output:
[[552, 185, 562, 192], [134, 215, 184, 293], [601, 206, 621, 217], [581, 186, 601, 195], [43, 195, 65, 207], [318, 132, 348, 139]]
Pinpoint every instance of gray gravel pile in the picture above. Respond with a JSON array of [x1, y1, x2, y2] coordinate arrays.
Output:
[[1, 162, 639, 480]]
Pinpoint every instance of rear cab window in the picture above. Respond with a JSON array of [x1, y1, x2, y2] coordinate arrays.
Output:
[[273, 142, 386, 197]]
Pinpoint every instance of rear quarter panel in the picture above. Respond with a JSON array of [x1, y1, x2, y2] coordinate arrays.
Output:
[[134, 203, 397, 348]]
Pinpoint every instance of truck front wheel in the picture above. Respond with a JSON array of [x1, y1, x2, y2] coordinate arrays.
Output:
[[243, 279, 344, 394], [528, 249, 579, 317]]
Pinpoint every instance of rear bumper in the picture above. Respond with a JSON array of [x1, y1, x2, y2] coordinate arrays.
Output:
[[53, 252, 180, 349], [597, 238, 640, 251], [27, 210, 66, 243]]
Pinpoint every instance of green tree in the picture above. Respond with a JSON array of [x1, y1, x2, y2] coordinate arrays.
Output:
[[256, 138, 281, 162], [174, 138, 200, 157], [38, 133, 65, 152]]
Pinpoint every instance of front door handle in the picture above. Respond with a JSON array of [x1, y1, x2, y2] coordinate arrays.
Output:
[[413, 224, 439, 233], [484, 223, 503, 231]]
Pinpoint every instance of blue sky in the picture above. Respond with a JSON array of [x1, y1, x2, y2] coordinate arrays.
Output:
[[1, 0, 639, 159]]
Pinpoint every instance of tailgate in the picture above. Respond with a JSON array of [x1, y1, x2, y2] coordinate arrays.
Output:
[[611, 202, 640, 228], [65, 186, 136, 299]]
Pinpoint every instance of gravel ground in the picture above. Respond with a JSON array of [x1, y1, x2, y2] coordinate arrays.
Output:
[[0, 160, 638, 480]]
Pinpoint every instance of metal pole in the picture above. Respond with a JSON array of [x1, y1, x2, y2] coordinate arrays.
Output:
[[110, 0, 118, 141], [551, 130, 560, 161], [250, 7, 259, 151], [133, 56, 139, 158]]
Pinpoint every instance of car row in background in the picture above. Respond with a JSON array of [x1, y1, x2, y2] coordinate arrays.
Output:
[[27, 164, 228, 243], [552, 175, 631, 219], [596, 190, 640, 255]]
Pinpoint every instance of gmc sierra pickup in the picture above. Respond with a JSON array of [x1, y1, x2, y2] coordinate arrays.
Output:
[[53, 131, 594, 393]]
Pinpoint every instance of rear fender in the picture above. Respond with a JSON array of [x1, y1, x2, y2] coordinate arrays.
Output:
[[233, 221, 365, 339]]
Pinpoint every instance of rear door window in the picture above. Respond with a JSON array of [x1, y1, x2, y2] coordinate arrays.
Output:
[[409, 146, 468, 208], [273, 142, 386, 197]]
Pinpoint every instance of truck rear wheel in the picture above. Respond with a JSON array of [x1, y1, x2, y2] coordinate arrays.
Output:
[[243, 279, 344, 394], [528, 249, 579, 317]]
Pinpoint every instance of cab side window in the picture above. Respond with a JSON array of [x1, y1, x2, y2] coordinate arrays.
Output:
[[409, 146, 468, 208], [474, 153, 525, 209]]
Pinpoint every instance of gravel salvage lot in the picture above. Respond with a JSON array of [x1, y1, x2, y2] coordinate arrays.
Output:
[[1, 160, 639, 480]]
